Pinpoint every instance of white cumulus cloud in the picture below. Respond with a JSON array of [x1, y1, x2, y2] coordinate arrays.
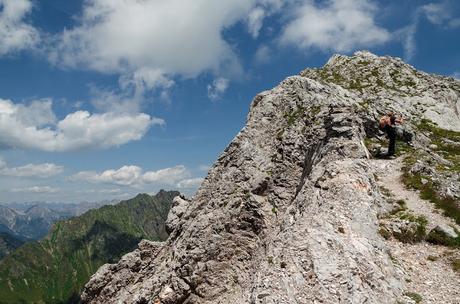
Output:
[[254, 45, 271, 64], [11, 186, 59, 193], [50, 0, 262, 76], [422, 2, 460, 28], [47, 0, 286, 111], [399, 1, 460, 61], [207, 78, 230, 101], [177, 178, 204, 190], [69, 165, 190, 188], [0, 0, 39, 56], [400, 23, 417, 61], [47, 0, 288, 103], [142, 166, 189, 185], [279, 0, 390, 52], [247, 7, 266, 39], [0, 159, 63, 178], [198, 164, 211, 172], [78, 188, 122, 194], [0, 98, 159, 152], [88, 67, 177, 114], [68, 165, 143, 187], [246, 0, 284, 38], [97, 188, 122, 194]]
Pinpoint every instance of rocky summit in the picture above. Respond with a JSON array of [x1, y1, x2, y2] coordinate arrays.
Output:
[[81, 51, 460, 304]]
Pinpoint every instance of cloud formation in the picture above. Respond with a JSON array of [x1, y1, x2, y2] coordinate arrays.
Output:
[[401, 1, 460, 61], [2, 0, 398, 106], [177, 178, 204, 190], [78, 188, 122, 194], [46, 0, 289, 104], [45, 0, 288, 111], [398, 23, 417, 61], [279, 0, 390, 52], [69, 165, 191, 188], [0, 158, 63, 178], [422, 2, 460, 28], [254, 45, 271, 64], [207, 78, 230, 101], [49, 0, 265, 76], [0, 99, 159, 152], [0, 0, 39, 56], [11, 186, 59, 193], [247, 7, 266, 39]]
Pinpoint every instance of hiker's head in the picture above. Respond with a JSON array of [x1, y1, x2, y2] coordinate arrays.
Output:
[[387, 111, 394, 117]]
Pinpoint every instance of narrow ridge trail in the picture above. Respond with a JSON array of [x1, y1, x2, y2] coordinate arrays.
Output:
[[371, 157, 460, 304], [374, 158, 459, 231]]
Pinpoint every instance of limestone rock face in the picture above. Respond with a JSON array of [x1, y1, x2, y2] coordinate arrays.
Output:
[[165, 196, 190, 235], [81, 51, 460, 304]]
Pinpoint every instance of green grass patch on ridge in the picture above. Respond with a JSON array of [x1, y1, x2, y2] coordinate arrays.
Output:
[[400, 119, 460, 226]]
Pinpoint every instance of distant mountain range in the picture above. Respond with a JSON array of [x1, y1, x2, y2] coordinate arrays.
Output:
[[0, 204, 64, 241], [0, 190, 178, 304], [0, 199, 120, 243], [2, 199, 121, 218]]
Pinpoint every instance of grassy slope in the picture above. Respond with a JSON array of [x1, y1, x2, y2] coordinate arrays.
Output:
[[401, 120, 460, 225], [0, 190, 178, 304]]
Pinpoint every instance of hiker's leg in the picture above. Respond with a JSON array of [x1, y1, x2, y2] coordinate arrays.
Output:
[[388, 127, 396, 155]]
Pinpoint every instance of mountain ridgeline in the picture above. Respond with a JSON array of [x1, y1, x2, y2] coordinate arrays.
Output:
[[81, 52, 460, 303], [0, 204, 65, 241], [0, 199, 121, 245], [0, 190, 178, 304]]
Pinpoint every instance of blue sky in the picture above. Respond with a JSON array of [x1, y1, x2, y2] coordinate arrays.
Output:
[[0, 0, 459, 203]]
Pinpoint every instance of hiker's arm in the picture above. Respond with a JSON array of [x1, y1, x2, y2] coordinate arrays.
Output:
[[395, 117, 404, 124]]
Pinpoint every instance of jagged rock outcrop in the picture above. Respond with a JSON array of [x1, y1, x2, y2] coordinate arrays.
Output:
[[81, 51, 460, 304]]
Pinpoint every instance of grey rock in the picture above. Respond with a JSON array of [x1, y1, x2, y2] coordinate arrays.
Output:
[[165, 196, 190, 235], [437, 224, 458, 239], [410, 162, 434, 176], [427, 224, 458, 246], [381, 219, 426, 244]]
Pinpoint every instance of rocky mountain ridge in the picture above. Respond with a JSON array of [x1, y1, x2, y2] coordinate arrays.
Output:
[[82, 51, 460, 304]]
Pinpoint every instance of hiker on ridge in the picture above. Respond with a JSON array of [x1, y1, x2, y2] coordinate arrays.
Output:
[[379, 112, 404, 158]]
